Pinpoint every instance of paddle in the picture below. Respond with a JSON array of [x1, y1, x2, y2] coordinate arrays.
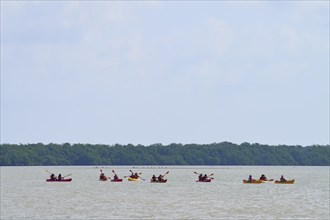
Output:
[[194, 172, 214, 177], [45, 170, 53, 175], [125, 170, 134, 178], [127, 170, 144, 180], [156, 171, 169, 182], [124, 175, 145, 181], [63, 174, 72, 178], [163, 171, 169, 177]]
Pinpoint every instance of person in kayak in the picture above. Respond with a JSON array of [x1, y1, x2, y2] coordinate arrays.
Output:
[[259, 174, 267, 181], [133, 173, 139, 179], [248, 175, 254, 182], [158, 174, 164, 181], [113, 173, 119, 181], [58, 174, 63, 180], [280, 175, 287, 182], [198, 174, 203, 181], [50, 173, 57, 180], [129, 172, 139, 179], [202, 174, 208, 181], [99, 172, 107, 181], [151, 175, 157, 182]]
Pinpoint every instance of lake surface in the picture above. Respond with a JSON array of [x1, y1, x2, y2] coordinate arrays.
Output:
[[1, 166, 329, 219]]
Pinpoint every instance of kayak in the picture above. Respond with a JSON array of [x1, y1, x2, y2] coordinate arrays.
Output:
[[111, 179, 123, 182], [196, 179, 212, 182], [46, 178, 72, 182], [261, 179, 274, 182], [99, 178, 108, 181], [151, 179, 167, 183], [275, 179, 295, 184], [128, 177, 140, 181], [243, 179, 264, 184]]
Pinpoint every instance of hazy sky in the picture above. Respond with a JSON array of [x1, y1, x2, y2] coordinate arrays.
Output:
[[1, 1, 329, 146]]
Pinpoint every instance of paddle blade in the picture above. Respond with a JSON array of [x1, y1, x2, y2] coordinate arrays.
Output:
[[209, 173, 214, 176], [63, 174, 72, 178], [112, 170, 115, 174], [194, 172, 199, 175]]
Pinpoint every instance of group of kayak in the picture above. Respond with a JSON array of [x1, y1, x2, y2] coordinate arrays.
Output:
[[99, 169, 169, 183], [46, 170, 294, 184], [243, 174, 295, 184], [99, 170, 214, 183]]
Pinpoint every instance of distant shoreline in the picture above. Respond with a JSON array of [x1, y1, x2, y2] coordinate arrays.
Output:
[[1, 143, 329, 166]]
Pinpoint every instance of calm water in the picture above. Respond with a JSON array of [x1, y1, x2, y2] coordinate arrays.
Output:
[[1, 166, 329, 220]]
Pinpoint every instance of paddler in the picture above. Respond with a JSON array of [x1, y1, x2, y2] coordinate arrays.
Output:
[[99, 171, 107, 181], [113, 173, 119, 181], [280, 175, 287, 182], [198, 174, 203, 181], [58, 174, 63, 180], [157, 174, 164, 181], [151, 175, 157, 182], [248, 175, 254, 182], [259, 174, 267, 181], [50, 173, 57, 180]]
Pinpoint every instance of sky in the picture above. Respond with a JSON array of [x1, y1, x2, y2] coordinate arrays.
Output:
[[1, 1, 329, 146]]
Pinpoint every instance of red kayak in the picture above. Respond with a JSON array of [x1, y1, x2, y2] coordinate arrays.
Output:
[[151, 179, 167, 183], [196, 179, 212, 182], [46, 178, 72, 182], [111, 179, 123, 182]]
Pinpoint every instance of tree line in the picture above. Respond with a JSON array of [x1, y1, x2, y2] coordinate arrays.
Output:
[[0, 142, 329, 166]]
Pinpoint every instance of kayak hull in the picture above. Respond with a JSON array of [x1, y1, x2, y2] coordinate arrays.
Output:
[[46, 178, 72, 182], [128, 177, 140, 181], [243, 179, 264, 184], [111, 179, 123, 182], [151, 179, 167, 183], [275, 179, 295, 184], [196, 179, 212, 182]]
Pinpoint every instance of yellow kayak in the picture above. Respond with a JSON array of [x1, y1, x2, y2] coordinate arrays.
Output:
[[128, 177, 140, 181], [243, 179, 264, 184], [275, 179, 295, 184], [261, 179, 274, 182]]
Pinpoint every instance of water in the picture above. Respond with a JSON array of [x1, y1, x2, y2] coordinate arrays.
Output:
[[1, 166, 329, 220]]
